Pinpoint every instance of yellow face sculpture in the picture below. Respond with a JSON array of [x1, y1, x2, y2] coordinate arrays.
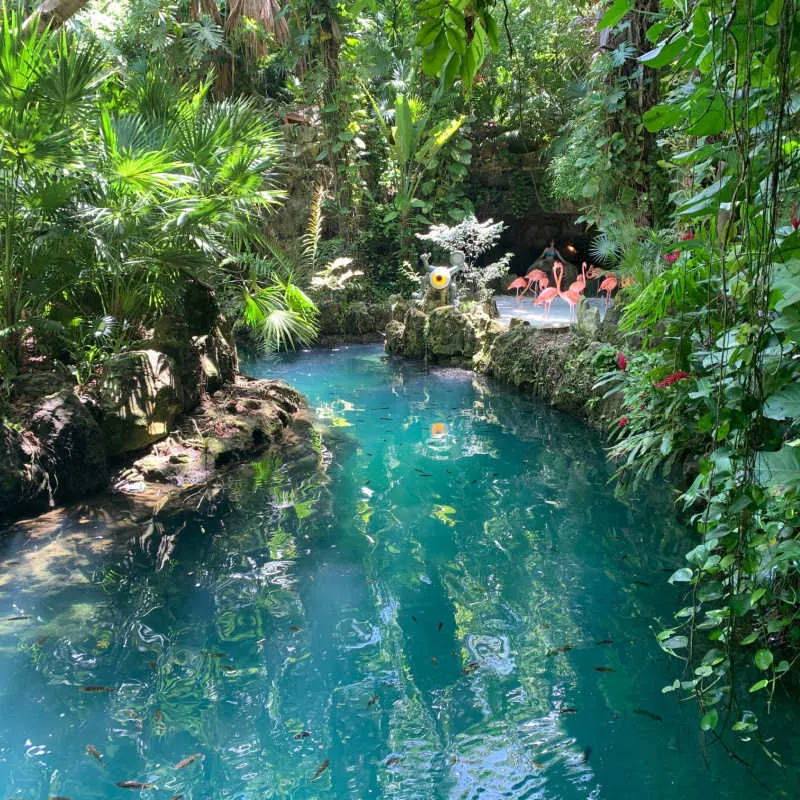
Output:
[[429, 267, 451, 290]]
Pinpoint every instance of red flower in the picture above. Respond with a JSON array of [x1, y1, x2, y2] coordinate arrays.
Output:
[[664, 251, 681, 263], [616, 351, 627, 371], [618, 416, 629, 428], [680, 232, 696, 241], [654, 371, 691, 388], [792, 216, 799, 231]]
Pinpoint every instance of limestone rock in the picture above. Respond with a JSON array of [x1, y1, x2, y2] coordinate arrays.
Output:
[[385, 320, 405, 356], [577, 297, 601, 338], [427, 306, 476, 360], [402, 307, 427, 360], [30, 389, 107, 500], [98, 350, 182, 456]]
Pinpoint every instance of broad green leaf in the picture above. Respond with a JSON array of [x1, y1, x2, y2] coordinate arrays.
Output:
[[640, 34, 688, 67], [700, 709, 718, 730], [599, 0, 634, 30], [749, 679, 768, 692], [763, 383, 800, 420], [755, 445, 800, 487], [754, 648, 773, 670], [422, 31, 452, 76], [669, 567, 693, 583]]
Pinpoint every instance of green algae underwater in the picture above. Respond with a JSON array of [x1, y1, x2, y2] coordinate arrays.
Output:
[[0, 344, 797, 799]]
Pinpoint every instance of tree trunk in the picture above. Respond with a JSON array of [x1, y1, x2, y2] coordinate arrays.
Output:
[[23, 0, 91, 31]]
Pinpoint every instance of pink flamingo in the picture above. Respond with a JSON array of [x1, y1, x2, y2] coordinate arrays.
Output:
[[556, 261, 581, 323], [524, 268, 548, 298], [567, 262, 587, 296], [598, 274, 618, 308], [507, 276, 528, 301], [534, 264, 560, 319]]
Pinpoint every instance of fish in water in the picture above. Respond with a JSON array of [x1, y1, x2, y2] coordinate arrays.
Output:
[[289, 625, 302, 632], [202, 650, 227, 658], [633, 580, 651, 587], [310, 759, 330, 782], [431, 656, 438, 666], [559, 707, 578, 715], [633, 708, 663, 722], [116, 781, 155, 789], [168, 795, 184, 800], [411, 615, 417, 623], [147, 660, 157, 670], [594, 666, 616, 672], [596, 639, 614, 646], [34, 635, 50, 646], [154, 709, 163, 722], [49, 796, 72, 799], [367, 695, 379, 707], [461, 662, 480, 675], [86, 744, 104, 767], [294, 730, 311, 739], [3, 615, 32, 621], [384, 756, 403, 767], [582, 746, 592, 764], [437, 621, 443, 632], [546, 646, 573, 657], [80, 686, 116, 693], [175, 753, 202, 770]]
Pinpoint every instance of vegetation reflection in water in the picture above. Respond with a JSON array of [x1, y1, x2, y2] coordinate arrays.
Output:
[[0, 345, 797, 799]]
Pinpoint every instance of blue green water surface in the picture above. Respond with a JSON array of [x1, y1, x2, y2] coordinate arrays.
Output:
[[0, 344, 797, 799]]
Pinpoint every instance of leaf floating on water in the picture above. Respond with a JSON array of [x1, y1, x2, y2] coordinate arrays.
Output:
[[596, 640, 614, 646], [431, 504, 457, 526], [116, 781, 155, 789], [367, 695, 379, 707], [461, 662, 480, 675], [546, 646, 573, 657], [633, 708, 663, 722], [310, 759, 330, 782], [80, 686, 116, 693], [594, 666, 616, 672], [294, 730, 311, 739], [174, 753, 202, 770], [86, 744, 104, 767]]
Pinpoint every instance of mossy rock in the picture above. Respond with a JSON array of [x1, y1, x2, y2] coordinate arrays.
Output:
[[385, 320, 405, 356], [427, 306, 477, 361], [402, 307, 427, 360]]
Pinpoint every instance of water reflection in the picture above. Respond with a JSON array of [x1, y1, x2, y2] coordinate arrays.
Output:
[[0, 345, 797, 798]]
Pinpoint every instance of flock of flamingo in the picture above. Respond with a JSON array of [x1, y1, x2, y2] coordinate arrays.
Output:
[[507, 261, 623, 322]]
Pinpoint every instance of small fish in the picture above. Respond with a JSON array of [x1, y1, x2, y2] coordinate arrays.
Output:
[[544, 500, 560, 508], [364, 480, 372, 485], [366, 578, 376, 584], [202, 650, 228, 658], [116, 782, 155, 789], [310, 759, 330, 782], [431, 656, 438, 666], [633, 708, 663, 722], [546, 646, 573, 657], [633, 580, 651, 587], [596, 639, 614, 646], [594, 666, 616, 673], [154, 709, 163, 722], [437, 621, 443, 632], [289, 625, 302, 632], [559, 707, 578, 714], [147, 660, 157, 670], [367, 695, 379, 707], [461, 662, 480, 675], [168, 795, 184, 800], [411, 615, 417, 623], [294, 730, 311, 739], [34, 634, 51, 646], [221, 664, 236, 672], [86, 744, 104, 767], [174, 753, 202, 770], [384, 756, 403, 767], [80, 685, 116, 693], [49, 796, 72, 800], [417, 471, 432, 477], [3, 615, 32, 621], [582, 746, 592, 764], [534, 624, 551, 632]]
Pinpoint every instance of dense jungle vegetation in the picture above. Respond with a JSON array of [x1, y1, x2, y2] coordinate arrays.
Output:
[[1, 0, 799, 759]]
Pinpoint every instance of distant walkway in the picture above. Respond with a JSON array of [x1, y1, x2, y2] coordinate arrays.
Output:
[[494, 295, 608, 329]]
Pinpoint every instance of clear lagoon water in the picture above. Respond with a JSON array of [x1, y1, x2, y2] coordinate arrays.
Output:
[[0, 344, 797, 799]]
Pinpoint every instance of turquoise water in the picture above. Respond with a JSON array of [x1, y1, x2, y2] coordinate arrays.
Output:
[[0, 344, 797, 799]]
